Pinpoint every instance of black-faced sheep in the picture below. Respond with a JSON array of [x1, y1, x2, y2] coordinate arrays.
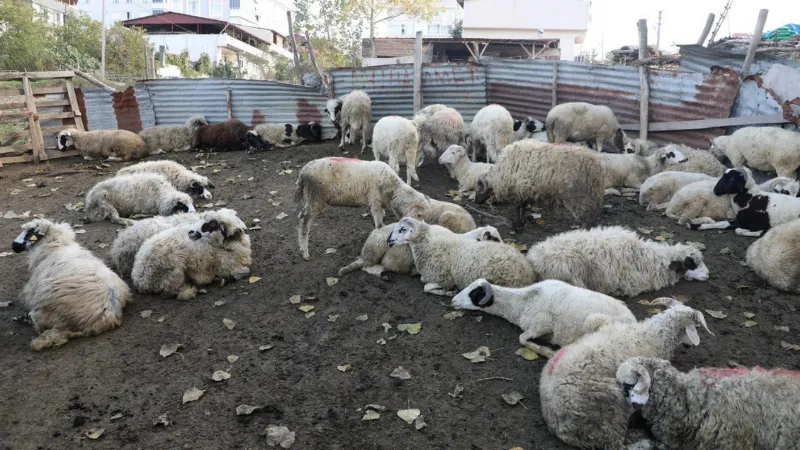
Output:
[[710, 126, 800, 178], [138, 115, 208, 153], [545, 102, 626, 152], [469, 104, 515, 163], [57, 129, 150, 161], [746, 218, 800, 293], [192, 119, 266, 152], [325, 90, 372, 152], [371, 115, 420, 185], [12, 219, 131, 351], [116, 160, 214, 200], [84, 174, 195, 226]]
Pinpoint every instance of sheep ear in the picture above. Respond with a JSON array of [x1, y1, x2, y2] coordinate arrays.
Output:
[[685, 323, 700, 346], [513, 120, 522, 131]]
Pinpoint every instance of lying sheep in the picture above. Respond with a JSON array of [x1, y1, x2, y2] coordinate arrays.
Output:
[[475, 140, 604, 230], [639, 171, 716, 211], [249, 123, 295, 148], [746, 219, 800, 293], [371, 115, 420, 185], [624, 138, 658, 155], [326, 90, 372, 152], [469, 104, 514, 163], [293, 122, 323, 144], [617, 356, 800, 450], [417, 108, 465, 164], [131, 212, 251, 300], [512, 116, 546, 141], [597, 147, 687, 195], [84, 174, 195, 226], [116, 160, 214, 200], [545, 102, 626, 152], [452, 278, 635, 358], [759, 175, 800, 196], [710, 126, 800, 178], [386, 217, 537, 295], [388, 183, 477, 234], [526, 226, 709, 297], [438, 145, 493, 200], [338, 224, 502, 280], [192, 119, 265, 152], [57, 129, 150, 161], [540, 299, 713, 449], [12, 219, 131, 351], [138, 115, 208, 153], [661, 144, 726, 176]]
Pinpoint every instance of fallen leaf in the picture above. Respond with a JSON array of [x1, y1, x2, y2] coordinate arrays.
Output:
[[381, 323, 392, 332], [637, 227, 653, 235], [269, 190, 278, 195], [326, 277, 339, 286], [0, 252, 13, 258], [449, 384, 464, 398], [397, 408, 420, 425], [249, 276, 262, 283], [272, 201, 282, 207], [289, 295, 302, 304], [508, 241, 528, 252], [211, 370, 231, 381], [446, 189, 459, 198], [74, 229, 86, 234], [214, 300, 228, 307], [474, 316, 482, 323], [775, 326, 790, 332], [638, 300, 654, 306], [275, 213, 288, 220], [223, 318, 236, 330], [337, 364, 352, 372], [0, 301, 12, 308], [298, 305, 314, 313], [265, 425, 295, 448], [720, 247, 732, 255], [362, 410, 381, 421], [647, 308, 661, 314], [325, 248, 337, 254], [236, 404, 262, 415], [414, 415, 427, 430], [685, 241, 706, 250], [97, 243, 108, 249], [157, 315, 167, 323], [247, 177, 254, 181], [153, 413, 172, 427], [390, 366, 411, 380], [515, 347, 539, 361], [182, 387, 205, 404], [21, 178, 32, 182], [654, 236, 666, 241], [9, 189, 20, 196], [462, 346, 491, 363], [212, 168, 221, 174], [705, 309, 727, 319], [199, 202, 214, 208], [397, 322, 421, 335], [110, 413, 123, 421], [227, 355, 239, 363], [328, 314, 340, 322], [355, 314, 368, 322], [443, 310, 465, 320], [305, 311, 316, 318], [743, 320, 758, 328], [140, 310, 153, 318], [85, 428, 105, 439], [252, 218, 261, 223], [742, 312, 756, 319], [781, 341, 800, 351], [3, 210, 31, 219], [159, 343, 183, 357], [386, 334, 398, 340], [259, 344, 274, 351], [376, 338, 386, 345], [502, 391, 524, 405]]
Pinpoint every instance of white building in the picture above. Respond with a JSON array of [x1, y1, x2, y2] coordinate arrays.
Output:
[[373, 0, 462, 39], [30, 0, 76, 26], [461, 0, 589, 61]]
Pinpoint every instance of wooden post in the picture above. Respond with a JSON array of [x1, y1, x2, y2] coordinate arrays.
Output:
[[741, 9, 769, 79], [22, 75, 46, 162], [637, 19, 650, 141], [67, 66, 116, 92], [413, 31, 423, 113], [64, 79, 86, 132], [286, 11, 302, 82], [697, 13, 715, 45], [551, 62, 558, 107], [225, 90, 232, 120], [304, 31, 324, 83]]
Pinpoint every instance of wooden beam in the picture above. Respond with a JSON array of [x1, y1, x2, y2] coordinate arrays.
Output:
[[225, 90, 233, 120], [0, 129, 31, 140], [620, 114, 789, 132], [519, 44, 532, 58], [0, 88, 23, 96], [0, 143, 33, 155], [741, 9, 769, 78], [637, 19, 650, 141], [464, 42, 479, 61], [64, 80, 85, 132], [552, 62, 558, 108], [0, 71, 75, 81], [479, 43, 490, 57], [472, 42, 481, 63], [37, 112, 76, 121], [31, 87, 68, 95], [0, 101, 26, 111], [697, 13, 715, 46], [67, 66, 115, 92], [35, 99, 71, 108], [304, 31, 324, 85], [413, 31, 423, 113], [287, 11, 302, 82], [22, 75, 46, 162]]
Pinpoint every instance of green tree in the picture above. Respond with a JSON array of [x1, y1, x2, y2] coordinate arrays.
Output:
[[449, 19, 463, 39], [211, 61, 240, 79], [294, 0, 364, 68], [165, 51, 200, 77], [196, 53, 212, 74], [104, 24, 150, 78], [0, 0, 55, 71]]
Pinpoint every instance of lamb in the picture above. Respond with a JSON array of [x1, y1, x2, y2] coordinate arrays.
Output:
[[624, 138, 658, 155], [325, 90, 372, 152], [371, 115, 420, 185], [746, 219, 800, 293], [438, 144, 492, 199], [388, 182, 478, 233], [545, 102, 626, 152], [659, 144, 726, 176], [138, 115, 208, 153], [131, 212, 251, 300], [386, 217, 537, 295], [540, 298, 713, 449], [474, 140, 604, 230], [417, 108, 466, 164], [526, 226, 709, 297], [638, 171, 716, 211], [12, 219, 131, 351], [616, 356, 800, 450], [116, 160, 214, 200], [512, 116, 546, 141], [452, 278, 635, 358], [192, 119, 265, 152], [468, 104, 514, 163], [710, 126, 800, 178], [84, 173, 195, 226], [338, 224, 502, 280], [57, 129, 150, 161], [596, 147, 687, 195]]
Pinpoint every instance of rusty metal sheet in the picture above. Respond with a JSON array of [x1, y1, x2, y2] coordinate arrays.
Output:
[[678, 44, 800, 75]]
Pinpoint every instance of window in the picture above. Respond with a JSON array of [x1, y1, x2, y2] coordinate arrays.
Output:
[[427, 24, 444, 35], [126, 11, 132, 18], [230, 0, 240, 9], [152, 8, 164, 14], [388, 24, 409, 36], [188, 0, 198, 13], [210, 0, 223, 16], [152, 0, 162, 3]]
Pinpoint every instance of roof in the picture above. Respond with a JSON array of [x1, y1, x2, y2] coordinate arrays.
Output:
[[363, 37, 559, 58], [122, 12, 287, 44]]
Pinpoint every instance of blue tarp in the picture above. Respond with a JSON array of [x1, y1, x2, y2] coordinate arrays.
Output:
[[762, 24, 800, 40]]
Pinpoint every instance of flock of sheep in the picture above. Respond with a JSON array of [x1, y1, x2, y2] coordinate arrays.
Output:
[[9, 89, 800, 449]]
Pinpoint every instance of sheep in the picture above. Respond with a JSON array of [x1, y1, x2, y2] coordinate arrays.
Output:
[[249, 123, 296, 148], [512, 116, 546, 141], [417, 108, 466, 164], [371, 115, 420, 185], [596, 147, 687, 195], [386, 217, 537, 295], [84, 174, 195, 226], [474, 140, 604, 230], [138, 115, 208, 153], [659, 144, 726, 176], [452, 278, 636, 358], [526, 225, 709, 297], [468, 104, 514, 163], [438, 144, 492, 200], [691, 168, 800, 237], [540, 298, 713, 450], [116, 160, 214, 200], [57, 129, 150, 161], [758, 175, 800, 196], [624, 138, 658, 155], [387, 182, 478, 234], [746, 219, 800, 293], [325, 90, 372, 152], [710, 126, 800, 178], [638, 171, 716, 211], [131, 212, 251, 300], [12, 219, 131, 351], [545, 102, 626, 152], [344, 122, 373, 146], [616, 356, 800, 450], [192, 119, 266, 152], [411, 104, 449, 127], [338, 224, 502, 280]]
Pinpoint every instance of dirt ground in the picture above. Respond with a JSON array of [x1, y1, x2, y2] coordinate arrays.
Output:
[[0, 141, 798, 450]]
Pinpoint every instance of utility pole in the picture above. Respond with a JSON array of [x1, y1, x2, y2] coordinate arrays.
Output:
[[101, 0, 106, 80], [655, 11, 662, 53]]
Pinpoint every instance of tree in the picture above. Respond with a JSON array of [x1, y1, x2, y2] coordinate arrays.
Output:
[[353, 0, 444, 51], [0, 0, 56, 71], [196, 53, 212, 75], [104, 24, 150, 78], [294, 0, 365, 69], [449, 19, 462, 39]]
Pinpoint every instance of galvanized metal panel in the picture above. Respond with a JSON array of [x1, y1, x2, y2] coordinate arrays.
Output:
[[135, 85, 156, 129], [81, 87, 119, 131], [679, 45, 800, 75]]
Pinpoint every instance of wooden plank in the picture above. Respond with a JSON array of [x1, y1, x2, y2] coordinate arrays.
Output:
[[35, 99, 71, 108], [43, 149, 80, 159], [0, 143, 33, 155], [22, 75, 46, 162], [225, 90, 233, 120], [637, 19, 650, 141], [621, 114, 789, 132], [0, 128, 31, 139], [741, 9, 769, 78], [0, 154, 34, 164], [64, 79, 85, 132], [37, 112, 75, 121], [0, 111, 29, 121], [0, 71, 75, 81], [413, 31, 423, 113], [31, 87, 67, 95], [0, 100, 26, 110], [0, 88, 24, 97], [41, 126, 74, 136]]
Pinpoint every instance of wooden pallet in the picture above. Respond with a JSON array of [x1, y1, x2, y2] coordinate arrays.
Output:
[[0, 71, 84, 167]]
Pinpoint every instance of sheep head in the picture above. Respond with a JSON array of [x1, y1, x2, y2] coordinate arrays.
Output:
[[324, 98, 342, 124], [387, 217, 425, 247], [616, 357, 653, 407], [655, 146, 688, 165], [13, 219, 67, 253], [713, 168, 751, 196], [649, 298, 714, 346], [188, 212, 247, 247], [160, 192, 195, 217], [708, 135, 730, 161], [186, 115, 209, 128], [474, 175, 493, 204], [57, 130, 76, 151], [188, 179, 213, 200], [245, 130, 269, 152], [451, 279, 494, 310], [438, 145, 466, 166], [667, 244, 709, 282]]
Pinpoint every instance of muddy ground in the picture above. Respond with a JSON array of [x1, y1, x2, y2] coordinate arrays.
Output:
[[0, 141, 798, 450]]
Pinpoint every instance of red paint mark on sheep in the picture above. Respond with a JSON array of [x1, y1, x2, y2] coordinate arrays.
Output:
[[547, 349, 567, 375], [328, 157, 361, 163]]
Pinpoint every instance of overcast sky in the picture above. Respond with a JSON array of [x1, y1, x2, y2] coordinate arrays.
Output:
[[584, 0, 797, 54]]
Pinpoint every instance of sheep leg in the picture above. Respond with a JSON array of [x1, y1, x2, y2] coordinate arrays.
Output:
[[176, 284, 198, 301], [734, 228, 765, 237], [512, 203, 527, 231], [689, 220, 736, 231], [647, 201, 669, 211], [369, 203, 385, 228], [362, 264, 391, 281], [297, 204, 320, 261], [106, 156, 123, 162], [30, 329, 87, 351], [604, 188, 622, 196], [361, 127, 368, 153], [338, 124, 348, 149], [519, 329, 556, 358], [423, 282, 456, 296], [339, 258, 366, 276]]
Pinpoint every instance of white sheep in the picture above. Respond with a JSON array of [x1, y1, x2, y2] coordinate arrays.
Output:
[[545, 102, 626, 152], [116, 160, 214, 200], [84, 174, 195, 226], [526, 226, 709, 297], [371, 115, 420, 185], [596, 147, 687, 195], [131, 212, 251, 300], [512, 116, 546, 141], [386, 217, 537, 295], [388, 183, 477, 233], [616, 356, 800, 450], [468, 104, 514, 163], [438, 144, 492, 200], [338, 224, 502, 280], [660, 144, 726, 177], [452, 278, 635, 358], [326, 90, 372, 152], [411, 104, 449, 127], [138, 115, 208, 153], [746, 218, 800, 293], [623, 138, 658, 155], [57, 129, 150, 161], [540, 298, 713, 449], [417, 108, 466, 164], [758, 175, 800, 196], [638, 171, 716, 211], [710, 126, 800, 178], [12, 219, 131, 351], [249, 123, 296, 148]]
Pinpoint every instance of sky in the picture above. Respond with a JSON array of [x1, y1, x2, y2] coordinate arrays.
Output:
[[583, 0, 798, 55]]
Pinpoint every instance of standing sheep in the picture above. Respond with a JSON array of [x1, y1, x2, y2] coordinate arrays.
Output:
[[138, 115, 208, 153], [325, 90, 372, 152], [12, 219, 131, 351], [660, 144, 726, 177], [746, 218, 800, 293], [526, 226, 709, 297], [116, 160, 214, 200], [474, 140, 604, 230], [452, 278, 635, 358], [545, 102, 626, 152], [710, 126, 800, 178], [84, 174, 195, 226], [192, 119, 265, 152], [371, 115, 420, 185], [57, 129, 150, 161], [411, 104, 449, 127], [417, 107, 466, 164], [616, 356, 800, 450], [438, 144, 493, 199], [469, 104, 514, 163]]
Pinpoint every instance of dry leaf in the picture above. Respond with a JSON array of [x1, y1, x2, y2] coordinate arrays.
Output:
[[227, 355, 239, 363], [355, 314, 368, 322], [74, 229, 86, 234], [214, 200, 227, 206], [211, 370, 231, 381], [182, 387, 205, 404], [140, 310, 153, 318], [298, 305, 314, 313], [223, 318, 236, 330], [376, 338, 386, 345], [157, 315, 167, 323], [443, 310, 465, 320], [743, 320, 758, 328], [328, 314, 340, 322], [742, 312, 756, 319], [337, 364, 352, 372], [265, 425, 295, 448], [414, 415, 427, 430], [362, 410, 381, 421], [705, 309, 727, 319], [397, 322, 421, 335], [275, 213, 288, 220], [502, 391, 524, 405], [637, 227, 653, 235], [199, 203, 214, 208], [397, 408, 420, 425], [85, 428, 105, 439], [259, 344, 274, 352], [214, 300, 228, 307], [0, 253, 13, 258], [153, 413, 171, 427], [462, 346, 491, 363], [781, 341, 800, 351], [775, 326, 790, 332], [390, 366, 411, 380], [0, 301, 12, 308], [326, 277, 339, 286], [248, 177, 255, 181], [305, 312, 316, 319], [110, 413, 123, 421], [97, 243, 108, 249], [647, 308, 661, 314], [269, 190, 278, 195], [236, 404, 262, 415], [449, 384, 464, 398], [515, 347, 539, 361], [249, 276, 262, 283], [289, 295, 302, 304], [159, 343, 183, 357], [3, 210, 31, 219], [474, 316, 482, 323], [638, 300, 654, 306], [325, 248, 337, 254]]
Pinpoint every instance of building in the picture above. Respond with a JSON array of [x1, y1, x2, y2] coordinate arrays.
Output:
[[460, 0, 590, 61], [362, 37, 559, 66], [29, 0, 76, 26], [373, 0, 462, 39]]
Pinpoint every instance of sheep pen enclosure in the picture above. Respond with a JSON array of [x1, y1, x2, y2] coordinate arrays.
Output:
[[0, 140, 798, 449]]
